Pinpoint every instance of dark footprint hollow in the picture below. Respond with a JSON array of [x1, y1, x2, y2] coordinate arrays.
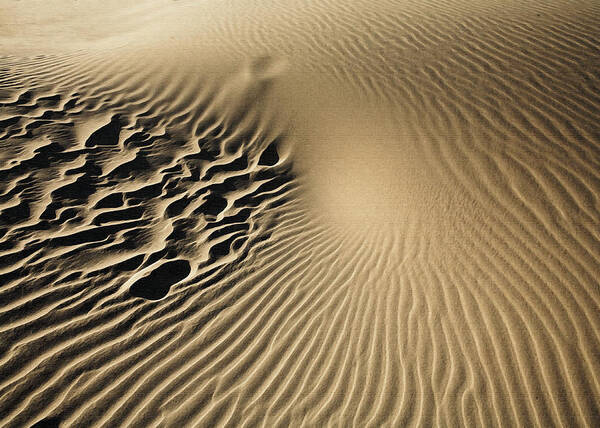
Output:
[[258, 142, 279, 166], [30, 417, 61, 428], [85, 115, 121, 147], [200, 194, 227, 218], [129, 260, 191, 300]]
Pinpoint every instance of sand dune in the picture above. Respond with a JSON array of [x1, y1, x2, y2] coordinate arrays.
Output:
[[1, 0, 600, 426]]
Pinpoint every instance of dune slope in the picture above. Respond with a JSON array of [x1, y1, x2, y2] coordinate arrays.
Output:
[[1, 0, 600, 426]]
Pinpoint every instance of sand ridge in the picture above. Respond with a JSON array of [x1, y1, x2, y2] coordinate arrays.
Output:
[[1, 0, 600, 426]]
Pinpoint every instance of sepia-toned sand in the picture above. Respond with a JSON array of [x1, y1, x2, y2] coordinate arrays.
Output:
[[1, 0, 600, 426]]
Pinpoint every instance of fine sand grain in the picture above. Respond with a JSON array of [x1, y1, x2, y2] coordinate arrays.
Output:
[[1, 0, 600, 426]]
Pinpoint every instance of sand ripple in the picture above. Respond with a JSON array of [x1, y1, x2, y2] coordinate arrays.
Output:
[[1, 0, 600, 426]]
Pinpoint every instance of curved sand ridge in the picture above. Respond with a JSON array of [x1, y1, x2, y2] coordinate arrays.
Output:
[[1, 0, 600, 426]]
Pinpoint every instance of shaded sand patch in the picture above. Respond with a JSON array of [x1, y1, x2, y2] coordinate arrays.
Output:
[[130, 260, 191, 300]]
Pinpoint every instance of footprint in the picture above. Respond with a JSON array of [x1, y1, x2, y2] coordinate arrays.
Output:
[[129, 260, 191, 300]]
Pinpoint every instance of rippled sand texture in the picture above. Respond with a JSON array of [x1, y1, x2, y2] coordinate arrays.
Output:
[[1, 0, 600, 426]]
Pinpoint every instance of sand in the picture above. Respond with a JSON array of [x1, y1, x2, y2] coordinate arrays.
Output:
[[1, 0, 599, 426]]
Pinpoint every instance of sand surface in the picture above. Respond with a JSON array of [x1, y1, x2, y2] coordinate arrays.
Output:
[[1, 0, 600, 426]]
